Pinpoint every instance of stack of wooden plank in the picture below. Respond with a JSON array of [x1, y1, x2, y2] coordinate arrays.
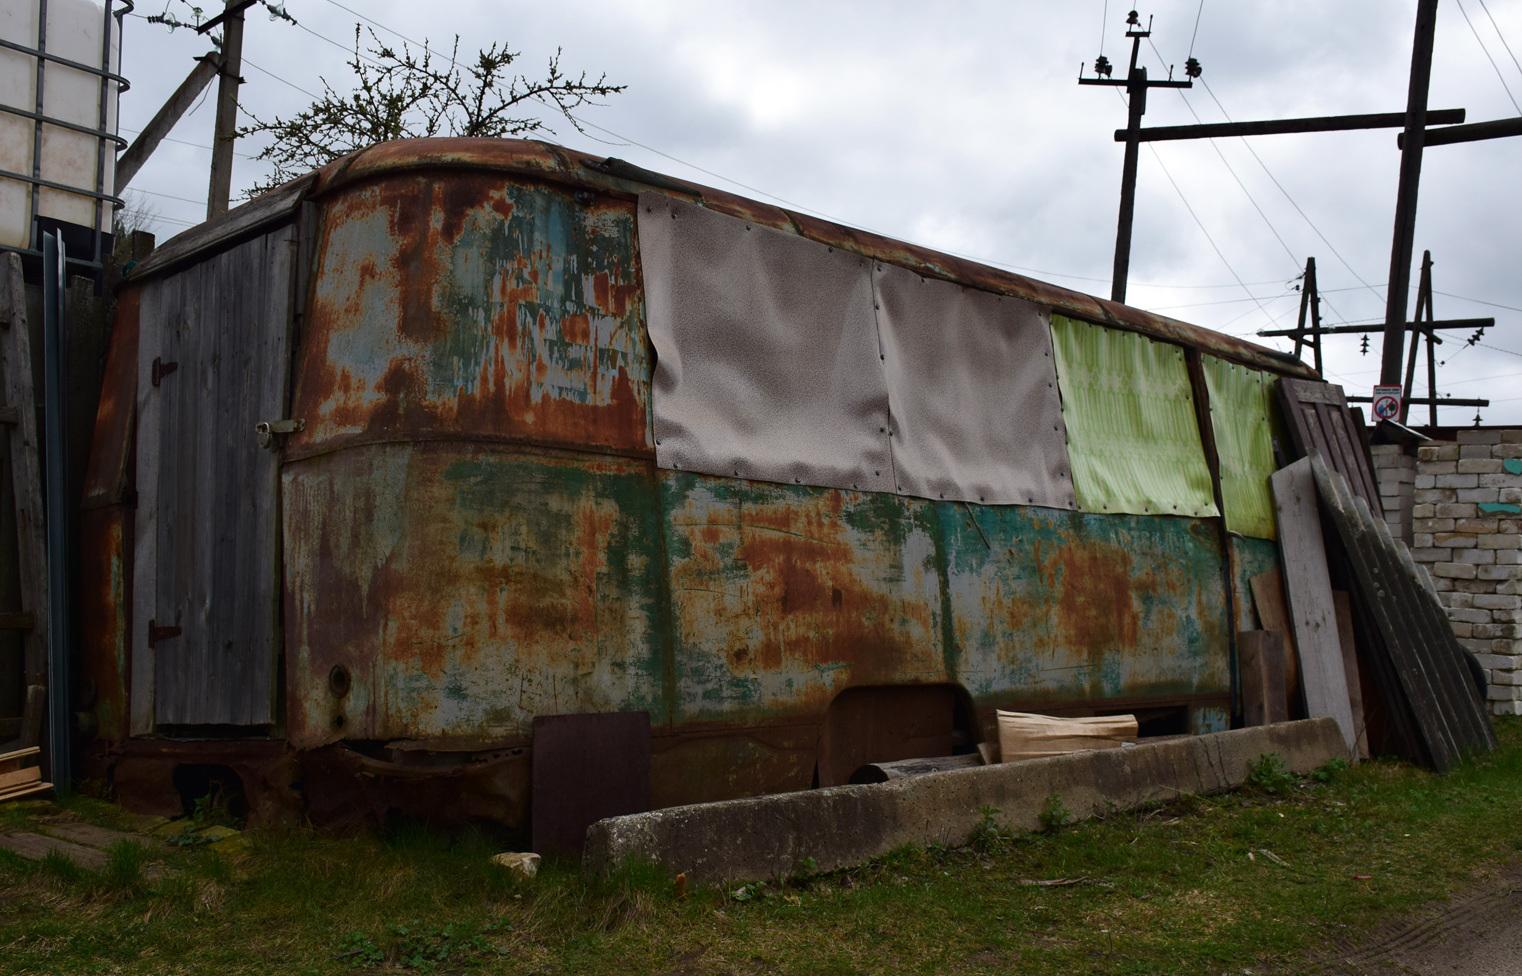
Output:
[[0, 746, 51, 802], [1309, 453, 1496, 772], [995, 711, 1138, 762]]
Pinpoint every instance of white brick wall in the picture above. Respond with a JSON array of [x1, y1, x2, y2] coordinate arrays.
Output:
[[1408, 429, 1522, 715], [1371, 444, 1417, 544]]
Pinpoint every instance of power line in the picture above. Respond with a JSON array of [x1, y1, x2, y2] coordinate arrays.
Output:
[[1476, 0, 1522, 81], [1457, 0, 1522, 113], [242, 56, 319, 98], [1435, 291, 1522, 314], [118, 125, 261, 159], [1196, 78, 1384, 304], [316, 0, 430, 49], [1188, 0, 1206, 58]]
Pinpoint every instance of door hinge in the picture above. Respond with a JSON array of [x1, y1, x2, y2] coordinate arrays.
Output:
[[148, 619, 181, 647], [255, 418, 305, 449], [151, 358, 178, 386]]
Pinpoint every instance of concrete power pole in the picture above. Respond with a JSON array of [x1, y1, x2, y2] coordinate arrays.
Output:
[[206, 0, 247, 219]]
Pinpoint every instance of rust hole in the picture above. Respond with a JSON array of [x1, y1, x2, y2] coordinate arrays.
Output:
[[333, 713, 346, 730], [328, 664, 352, 698]]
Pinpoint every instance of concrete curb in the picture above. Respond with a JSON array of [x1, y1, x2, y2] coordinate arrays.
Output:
[[583, 718, 1349, 883]]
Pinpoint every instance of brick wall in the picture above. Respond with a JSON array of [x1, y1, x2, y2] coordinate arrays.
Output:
[[1408, 429, 1522, 716], [1370, 444, 1416, 544]]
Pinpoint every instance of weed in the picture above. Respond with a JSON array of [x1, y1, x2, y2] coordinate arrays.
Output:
[[102, 840, 149, 891], [1312, 757, 1351, 784], [1246, 753, 1298, 795], [1038, 794, 1072, 832], [334, 931, 384, 967], [731, 880, 766, 902], [967, 806, 1008, 854], [38, 847, 81, 882]]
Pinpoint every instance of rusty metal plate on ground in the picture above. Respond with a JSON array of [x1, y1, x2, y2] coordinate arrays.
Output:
[[532, 711, 650, 858]]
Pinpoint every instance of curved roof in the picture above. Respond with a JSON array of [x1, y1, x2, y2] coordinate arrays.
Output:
[[129, 137, 1316, 379]]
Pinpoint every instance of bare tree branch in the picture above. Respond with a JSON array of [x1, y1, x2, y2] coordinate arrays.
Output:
[[237, 27, 624, 196]]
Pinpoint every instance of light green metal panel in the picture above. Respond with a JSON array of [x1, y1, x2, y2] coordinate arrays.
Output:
[[1050, 314, 1219, 520], [1202, 355, 1279, 539]]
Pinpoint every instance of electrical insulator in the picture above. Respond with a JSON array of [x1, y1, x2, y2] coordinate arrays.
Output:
[[1185, 57, 1202, 78], [1094, 55, 1113, 78], [1360, 334, 1370, 355]]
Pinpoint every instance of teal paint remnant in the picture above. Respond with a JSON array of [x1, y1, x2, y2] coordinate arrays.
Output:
[[1504, 458, 1522, 475], [1480, 503, 1522, 514]]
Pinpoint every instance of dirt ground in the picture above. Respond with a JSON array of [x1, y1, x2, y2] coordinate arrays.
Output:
[[1315, 866, 1522, 975]]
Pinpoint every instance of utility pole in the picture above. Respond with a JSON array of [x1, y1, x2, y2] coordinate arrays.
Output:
[[1291, 257, 1324, 376], [1379, 0, 1440, 388], [202, 0, 252, 219], [1079, 10, 1194, 304]]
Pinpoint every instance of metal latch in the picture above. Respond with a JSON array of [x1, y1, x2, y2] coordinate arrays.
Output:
[[151, 358, 178, 386], [255, 418, 305, 449], [148, 619, 181, 648]]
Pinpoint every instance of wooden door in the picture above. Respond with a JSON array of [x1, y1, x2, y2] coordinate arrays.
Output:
[[1275, 378, 1381, 512], [138, 226, 296, 727]]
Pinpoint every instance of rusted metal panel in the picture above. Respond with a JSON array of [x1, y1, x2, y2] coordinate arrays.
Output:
[[287, 172, 650, 460], [660, 472, 946, 726], [941, 504, 1232, 704], [531, 711, 650, 857], [81, 286, 138, 506], [281, 442, 668, 749], [78, 507, 128, 742]]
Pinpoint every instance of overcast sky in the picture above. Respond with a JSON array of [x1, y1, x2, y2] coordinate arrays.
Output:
[[115, 0, 1522, 424]]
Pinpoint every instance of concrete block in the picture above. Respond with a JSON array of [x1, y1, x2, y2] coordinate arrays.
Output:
[[1475, 653, 1522, 670], [1475, 623, 1522, 639], [1445, 592, 1475, 609], [1379, 481, 1403, 498], [1459, 549, 1496, 565], [1433, 577, 1455, 592], [1415, 489, 1456, 505], [1455, 579, 1499, 594], [1503, 430, 1522, 444], [1459, 430, 1503, 445], [1434, 533, 1478, 548], [1413, 533, 1434, 549], [1433, 562, 1478, 580], [1419, 444, 1459, 461], [1458, 488, 1500, 504], [1449, 620, 1474, 638], [1447, 607, 1492, 624], [1460, 458, 1505, 474], [1371, 444, 1402, 456], [1479, 535, 1522, 550], [1475, 594, 1522, 610], [1436, 503, 1478, 519], [1454, 518, 1499, 533], [1435, 474, 1479, 490], [1491, 670, 1522, 686], [1490, 609, 1522, 624], [1495, 444, 1522, 459], [1461, 638, 1495, 654], [1501, 488, 1522, 505], [1491, 700, 1522, 717], [1412, 504, 1436, 519], [581, 720, 1353, 883], [1414, 474, 1435, 490], [1414, 517, 1455, 533], [1409, 548, 1452, 563], [1497, 550, 1522, 565], [1487, 684, 1521, 701], [1479, 565, 1522, 581], [1479, 474, 1522, 490]]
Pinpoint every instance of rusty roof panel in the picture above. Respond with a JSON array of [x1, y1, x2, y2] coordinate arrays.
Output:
[[300, 138, 1315, 378], [287, 171, 650, 459]]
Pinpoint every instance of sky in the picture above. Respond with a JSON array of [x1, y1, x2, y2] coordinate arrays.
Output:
[[113, 0, 1522, 425]]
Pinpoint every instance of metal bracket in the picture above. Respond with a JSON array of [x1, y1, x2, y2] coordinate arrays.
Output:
[[255, 418, 305, 449], [151, 357, 178, 386]]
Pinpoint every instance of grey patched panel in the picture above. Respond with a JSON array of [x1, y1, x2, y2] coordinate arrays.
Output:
[[637, 192, 1074, 508]]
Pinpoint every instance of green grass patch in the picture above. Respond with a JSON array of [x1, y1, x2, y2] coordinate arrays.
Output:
[[3, 720, 1522, 974]]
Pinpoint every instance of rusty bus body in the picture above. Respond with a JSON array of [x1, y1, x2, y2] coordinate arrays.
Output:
[[78, 139, 1312, 829]]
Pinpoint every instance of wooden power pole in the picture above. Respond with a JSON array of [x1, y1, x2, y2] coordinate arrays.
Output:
[[1380, 0, 1440, 388], [1079, 10, 1194, 305], [202, 0, 252, 219]]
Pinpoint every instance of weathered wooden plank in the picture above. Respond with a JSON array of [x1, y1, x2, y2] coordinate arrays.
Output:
[[0, 765, 40, 790], [1333, 590, 1370, 759], [1238, 630, 1288, 727], [1271, 458, 1356, 752], [0, 831, 107, 870], [0, 256, 51, 745], [1249, 569, 1300, 717], [0, 781, 51, 803], [0, 745, 39, 766]]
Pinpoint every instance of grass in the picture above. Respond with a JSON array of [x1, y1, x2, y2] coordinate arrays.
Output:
[[3, 720, 1522, 975]]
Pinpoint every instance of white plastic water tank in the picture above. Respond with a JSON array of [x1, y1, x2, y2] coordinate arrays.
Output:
[[0, 0, 122, 252]]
